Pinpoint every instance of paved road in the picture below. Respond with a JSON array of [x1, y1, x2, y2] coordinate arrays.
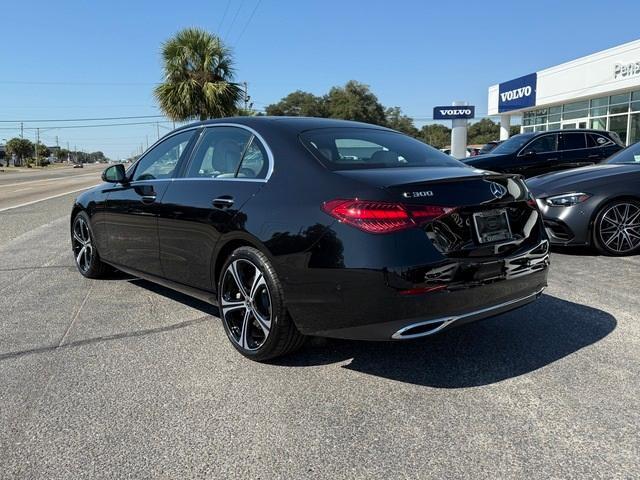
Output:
[[0, 164, 104, 212], [0, 194, 638, 479]]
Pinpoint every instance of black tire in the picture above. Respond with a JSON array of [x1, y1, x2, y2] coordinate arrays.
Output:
[[218, 246, 305, 361], [71, 211, 110, 278], [592, 199, 640, 256]]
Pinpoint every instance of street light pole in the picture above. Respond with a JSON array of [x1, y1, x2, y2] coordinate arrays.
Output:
[[35, 128, 40, 167]]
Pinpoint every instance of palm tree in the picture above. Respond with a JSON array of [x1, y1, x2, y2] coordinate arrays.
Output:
[[154, 28, 242, 121]]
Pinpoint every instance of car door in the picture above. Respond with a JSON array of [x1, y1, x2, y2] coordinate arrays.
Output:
[[515, 133, 560, 177], [158, 125, 271, 292], [558, 132, 593, 170], [102, 129, 197, 276]]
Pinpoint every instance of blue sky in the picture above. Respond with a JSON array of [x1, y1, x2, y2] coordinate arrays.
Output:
[[1, 0, 639, 159]]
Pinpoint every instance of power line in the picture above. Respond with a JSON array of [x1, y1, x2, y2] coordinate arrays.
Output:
[[224, 0, 245, 40], [0, 120, 174, 131], [0, 115, 166, 123], [217, 0, 231, 33], [0, 80, 157, 86], [234, 0, 262, 45]]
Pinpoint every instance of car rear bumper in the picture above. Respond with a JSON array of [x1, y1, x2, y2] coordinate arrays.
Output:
[[283, 244, 549, 341]]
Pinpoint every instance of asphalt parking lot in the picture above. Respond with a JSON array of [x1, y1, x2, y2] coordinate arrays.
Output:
[[1, 191, 639, 479]]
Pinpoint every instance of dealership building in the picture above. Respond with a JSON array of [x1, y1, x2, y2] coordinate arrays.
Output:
[[488, 38, 640, 145]]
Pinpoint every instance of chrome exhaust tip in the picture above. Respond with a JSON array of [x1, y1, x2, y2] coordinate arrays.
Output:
[[391, 317, 456, 340]]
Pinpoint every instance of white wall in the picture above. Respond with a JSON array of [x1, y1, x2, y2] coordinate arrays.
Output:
[[488, 39, 640, 115]]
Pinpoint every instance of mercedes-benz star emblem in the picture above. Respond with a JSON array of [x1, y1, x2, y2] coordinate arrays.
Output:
[[490, 182, 507, 199]]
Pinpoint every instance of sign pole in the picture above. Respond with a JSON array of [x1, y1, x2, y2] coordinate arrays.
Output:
[[450, 101, 468, 159]]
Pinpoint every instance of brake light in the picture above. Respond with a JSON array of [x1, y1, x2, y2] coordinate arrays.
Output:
[[322, 199, 453, 234]]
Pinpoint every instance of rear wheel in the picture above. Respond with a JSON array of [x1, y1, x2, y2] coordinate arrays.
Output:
[[593, 199, 640, 256], [218, 246, 305, 361], [71, 211, 109, 278]]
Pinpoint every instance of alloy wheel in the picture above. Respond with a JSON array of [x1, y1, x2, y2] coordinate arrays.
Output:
[[598, 202, 640, 254], [221, 259, 272, 351], [72, 216, 94, 273]]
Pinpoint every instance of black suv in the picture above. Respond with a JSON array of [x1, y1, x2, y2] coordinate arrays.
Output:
[[465, 129, 624, 177]]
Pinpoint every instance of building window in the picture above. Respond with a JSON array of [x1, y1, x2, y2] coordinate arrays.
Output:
[[590, 117, 607, 131], [562, 100, 589, 120], [609, 93, 630, 115], [609, 115, 628, 144], [590, 97, 608, 117], [630, 113, 640, 145]]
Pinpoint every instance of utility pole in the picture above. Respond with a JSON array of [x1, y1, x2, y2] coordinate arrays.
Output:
[[242, 81, 249, 111], [156, 122, 160, 140], [20, 122, 23, 138], [146, 135, 149, 150], [74, 144, 77, 164], [67, 142, 70, 163], [35, 128, 40, 167]]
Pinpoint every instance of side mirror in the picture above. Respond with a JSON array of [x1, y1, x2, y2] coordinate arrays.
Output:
[[102, 164, 127, 183], [521, 149, 536, 158]]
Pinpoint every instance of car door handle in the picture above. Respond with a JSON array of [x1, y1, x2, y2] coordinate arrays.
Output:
[[212, 196, 234, 209], [140, 195, 157, 204], [545, 157, 559, 162]]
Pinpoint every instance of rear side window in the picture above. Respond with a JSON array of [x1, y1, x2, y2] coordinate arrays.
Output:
[[561, 133, 586, 150], [132, 130, 194, 181], [300, 128, 462, 170], [185, 127, 269, 179], [587, 134, 613, 148]]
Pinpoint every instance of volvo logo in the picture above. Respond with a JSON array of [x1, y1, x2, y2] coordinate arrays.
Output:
[[499, 86, 532, 102], [438, 109, 472, 116], [489, 182, 507, 199]]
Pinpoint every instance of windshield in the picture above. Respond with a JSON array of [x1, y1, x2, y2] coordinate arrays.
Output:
[[490, 134, 535, 154], [300, 128, 464, 170], [607, 141, 640, 164]]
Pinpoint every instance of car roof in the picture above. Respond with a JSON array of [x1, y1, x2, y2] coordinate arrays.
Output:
[[173, 116, 394, 134], [527, 129, 611, 136]]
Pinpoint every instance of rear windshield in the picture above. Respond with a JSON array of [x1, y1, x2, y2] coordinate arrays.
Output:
[[300, 128, 463, 170], [490, 133, 535, 154]]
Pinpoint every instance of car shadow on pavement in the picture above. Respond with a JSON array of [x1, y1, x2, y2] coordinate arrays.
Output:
[[128, 279, 219, 315], [550, 245, 600, 256], [274, 294, 616, 388]]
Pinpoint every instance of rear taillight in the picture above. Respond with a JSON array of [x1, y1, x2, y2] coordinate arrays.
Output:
[[321, 199, 453, 234]]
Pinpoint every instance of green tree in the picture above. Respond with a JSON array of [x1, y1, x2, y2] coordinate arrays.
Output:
[[326, 80, 386, 125], [419, 124, 451, 149], [5, 137, 33, 163], [34, 143, 50, 160], [510, 125, 522, 136], [154, 28, 241, 121], [265, 90, 328, 117], [385, 106, 418, 136], [467, 118, 500, 145]]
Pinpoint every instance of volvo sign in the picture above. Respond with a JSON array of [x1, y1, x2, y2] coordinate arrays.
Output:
[[498, 73, 537, 113], [432, 105, 475, 120]]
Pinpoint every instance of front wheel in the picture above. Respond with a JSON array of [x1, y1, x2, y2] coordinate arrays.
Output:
[[593, 199, 640, 256], [218, 246, 305, 361], [71, 211, 109, 278]]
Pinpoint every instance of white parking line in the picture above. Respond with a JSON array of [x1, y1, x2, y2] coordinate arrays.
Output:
[[0, 185, 100, 213]]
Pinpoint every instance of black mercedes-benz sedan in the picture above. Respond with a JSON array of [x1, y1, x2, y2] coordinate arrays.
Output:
[[527, 141, 640, 255], [464, 129, 623, 177], [71, 117, 549, 360]]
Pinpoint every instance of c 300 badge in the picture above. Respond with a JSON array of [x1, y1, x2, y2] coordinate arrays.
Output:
[[402, 191, 433, 199]]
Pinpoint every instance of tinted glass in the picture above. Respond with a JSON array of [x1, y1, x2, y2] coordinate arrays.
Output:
[[186, 127, 252, 178], [491, 134, 535, 154], [133, 130, 194, 181], [561, 133, 586, 150], [607, 141, 640, 164], [587, 134, 611, 148], [238, 137, 268, 178], [527, 135, 557, 153], [300, 128, 462, 170], [609, 115, 628, 144]]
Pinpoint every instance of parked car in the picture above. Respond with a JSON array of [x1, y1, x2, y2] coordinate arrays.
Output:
[[70, 117, 549, 361], [464, 129, 624, 177], [527, 141, 640, 255], [73, 163, 83, 168], [479, 140, 503, 154]]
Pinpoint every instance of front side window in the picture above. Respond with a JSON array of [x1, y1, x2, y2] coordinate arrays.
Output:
[[132, 130, 194, 181], [561, 133, 586, 150], [185, 127, 269, 179], [525, 134, 557, 153], [300, 128, 462, 170]]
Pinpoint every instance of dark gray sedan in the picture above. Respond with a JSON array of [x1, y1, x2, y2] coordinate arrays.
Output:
[[527, 142, 640, 256]]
